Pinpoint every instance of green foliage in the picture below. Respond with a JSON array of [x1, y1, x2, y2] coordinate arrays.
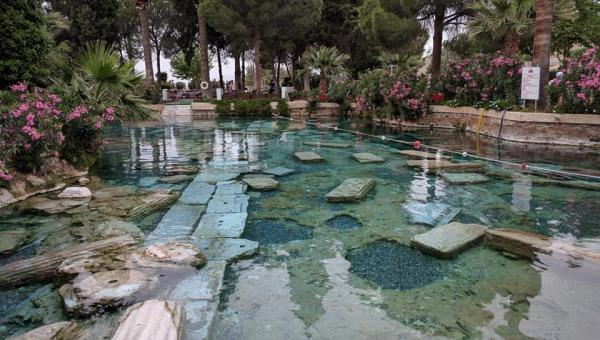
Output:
[[51, 0, 121, 53], [303, 46, 350, 79], [553, 0, 600, 57], [467, 0, 577, 51], [48, 42, 150, 121], [276, 100, 289, 116], [170, 49, 204, 88], [0, 0, 51, 89], [357, 0, 427, 55], [328, 80, 356, 114], [310, 0, 381, 76], [214, 99, 274, 116]]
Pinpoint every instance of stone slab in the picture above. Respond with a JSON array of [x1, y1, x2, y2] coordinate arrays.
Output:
[[179, 181, 215, 205], [0, 228, 31, 255], [303, 141, 352, 148], [111, 300, 185, 340], [8, 321, 76, 340], [57, 186, 92, 199], [192, 213, 248, 238], [393, 149, 451, 159], [440, 172, 490, 184], [192, 238, 259, 262], [406, 159, 482, 172], [403, 201, 461, 226], [146, 204, 205, 243], [263, 167, 295, 176], [214, 181, 247, 195], [195, 172, 240, 184], [353, 153, 384, 164], [242, 177, 279, 191], [168, 260, 227, 340], [158, 175, 193, 184], [206, 194, 249, 214], [294, 152, 325, 163], [326, 178, 375, 203], [484, 228, 553, 258], [411, 222, 486, 258]]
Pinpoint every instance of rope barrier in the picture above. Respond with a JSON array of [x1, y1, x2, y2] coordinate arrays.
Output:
[[272, 112, 600, 181]]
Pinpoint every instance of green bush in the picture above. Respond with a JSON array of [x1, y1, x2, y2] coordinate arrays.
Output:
[[0, 0, 50, 89], [276, 100, 289, 116], [213, 99, 275, 116]]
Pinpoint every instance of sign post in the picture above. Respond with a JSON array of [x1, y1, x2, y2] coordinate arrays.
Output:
[[521, 66, 541, 110]]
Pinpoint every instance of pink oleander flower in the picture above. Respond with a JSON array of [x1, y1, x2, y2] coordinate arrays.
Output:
[[57, 132, 65, 144], [103, 107, 115, 122], [47, 94, 61, 104], [67, 105, 89, 121], [576, 92, 588, 102], [94, 121, 103, 130], [10, 83, 27, 93], [26, 114, 35, 126], [0, 172, 12, 182]]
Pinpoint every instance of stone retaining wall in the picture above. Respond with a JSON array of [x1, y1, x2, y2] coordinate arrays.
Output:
[[185, 101, 340, 117], [373, 105, 600, 147]]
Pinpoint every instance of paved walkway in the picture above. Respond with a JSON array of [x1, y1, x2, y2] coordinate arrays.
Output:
[[146, 168, 258, 340]]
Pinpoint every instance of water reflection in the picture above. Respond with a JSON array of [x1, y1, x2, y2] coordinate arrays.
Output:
[[511, 176, 532, 212]]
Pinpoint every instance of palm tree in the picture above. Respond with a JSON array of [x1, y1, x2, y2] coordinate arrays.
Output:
[[533, 0, 555, 110], [467, 0, 535, 55], [135, 0, 154, 87], [467, 0, 577, 55], [49, 43, 149, 121], [303, 46, 349, 99]]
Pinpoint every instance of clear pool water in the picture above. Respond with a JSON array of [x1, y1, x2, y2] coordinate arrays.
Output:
[[1, 116, 600, 339]]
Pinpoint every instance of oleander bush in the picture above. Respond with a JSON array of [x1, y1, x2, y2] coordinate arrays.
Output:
[[353, 69, 429, 121], [434, 52, 523, 110], [547, 46, 600, 114]]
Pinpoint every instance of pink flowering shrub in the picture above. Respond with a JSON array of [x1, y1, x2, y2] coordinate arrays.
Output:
[[547, 47, 600, 114], [0, 83, 65, 172], [353, 70, 429, 121], [61, 102, 115, 167], [0, 83, 117, 174], [435, 52, 522, 110]]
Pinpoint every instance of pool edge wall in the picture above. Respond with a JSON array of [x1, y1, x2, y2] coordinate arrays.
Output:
[[373, 105, 600, 147]]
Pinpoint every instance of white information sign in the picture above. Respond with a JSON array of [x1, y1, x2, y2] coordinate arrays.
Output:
[[521, 66, 541, 100]]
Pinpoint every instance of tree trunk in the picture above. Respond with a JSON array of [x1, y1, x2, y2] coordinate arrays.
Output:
[[217, 45, 224, 89], [253, 30, 262, 93], [431, 4, 446, 77], [533, 0, 554, 110], [156, 48, 161, 86], [234, 53, 241, 91], [0, 236, 137, 289], [304, 71, 311, 94], [136, 0, 154, 87], [318, 71, 327, 99], [197, 4, 211, 97], [241, 52, 246, 90], [504, 30, 520, 55]]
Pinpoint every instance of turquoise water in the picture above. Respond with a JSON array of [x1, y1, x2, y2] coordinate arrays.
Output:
[[1, 116, 600, 339]]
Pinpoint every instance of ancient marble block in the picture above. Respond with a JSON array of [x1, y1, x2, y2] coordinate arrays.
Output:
[[411, 222, 486, 258], [326, 178, 375, 202]]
